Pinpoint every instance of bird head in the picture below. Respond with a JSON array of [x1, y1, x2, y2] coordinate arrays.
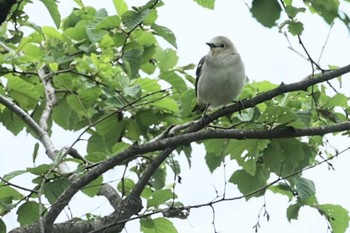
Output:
[[206, 36, 237, 57]]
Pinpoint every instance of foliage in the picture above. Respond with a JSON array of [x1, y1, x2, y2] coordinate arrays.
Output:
[[0, 0, 349, 233]]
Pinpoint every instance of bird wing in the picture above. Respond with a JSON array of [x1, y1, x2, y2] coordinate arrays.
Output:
[[194, 56, 205, 97]]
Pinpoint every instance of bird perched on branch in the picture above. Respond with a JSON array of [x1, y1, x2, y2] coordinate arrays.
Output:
[[193, 36, 246, 112]]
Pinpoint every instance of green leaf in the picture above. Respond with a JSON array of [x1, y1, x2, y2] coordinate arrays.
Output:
[[288, 176, 315, 201], [251, 0, 282, 27], [150, 165, 166, 190], [204, 139, 227, 173], [122, 48, 143, 78], [41, 0, 61, 28], [284, 5, 306, 18], [193, 0, 215, 9], [17, 201, 42, 226], [0, 219, 6, 233], [0, 109, 25, 135], [154, 48, 178, 71], [3, 170, 27, 181], [43, 178, 71, 204], [151, 24, 177, 48], [141, 217, 178, 233], [6, 75, 41, 110], [317, 204, 349, 233], [150, 98, 179, 113], [263, 139, 305, 176], [323, 93, 348, 108], [288, 21, 304, 35], [117, 178, 135, 195], [287, 203, 302, 221], [81, 175, 103, 197], [122, 9, 150, 30], [96, 15, 121, 30], [229, 165, 270, 200], [113, 0, 128, 16], [160, 71, 187, 92], [0, 186, 23, 200], [26, 164, 51, 175], [147, 189, 175, 208], [137, 78, 161, 92], [259, 106, 299, 126], [269, 183, 294, 201], [305, 0, 339, 24], [228, 139, 269, 175], [181, 90, 195, 118], [32, 143, 39, 163]]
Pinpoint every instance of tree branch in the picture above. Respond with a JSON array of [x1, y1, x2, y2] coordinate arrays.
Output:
[[11, 64, 350, 232]]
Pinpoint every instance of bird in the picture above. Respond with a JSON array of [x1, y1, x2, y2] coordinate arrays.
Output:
[[193, 36, 246, 112]]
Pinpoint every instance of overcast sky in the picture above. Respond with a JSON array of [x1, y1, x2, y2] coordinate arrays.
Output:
[[1, 0, 350, 233]]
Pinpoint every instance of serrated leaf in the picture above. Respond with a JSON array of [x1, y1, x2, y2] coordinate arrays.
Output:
[[43, 178, 70, 204], [41, 0, 61, 28], [263, 139, 305, 176], [122, 48, 143, 78], [288, 21, 304, 36], [81, 175, 103, 197], [17, 201, 42, 226], [259, 106, 299, 126], [269, 183, 294, 201], [160, 71, 187, 92], [141, 217, 178, 233], [287, 203, 302, 221], [150, 165, 166, 190], [251, 0, 282, 27], [150, 98, 179, 113], [228, 139, 269, 175], [147, 189, 175, 208], [154, 48, 178, 71], [204, 139, 227, 173], [284, 5, 306, 18], [193, 0, 215, 9], [288, 176, 315, 201], [317, 204, 349, 233], [151, 24, 177, 48], [229, 165, 269, 200], [323, 93, 348, 108], [113, 0, 128, 16], [122, 9, 150, 30]]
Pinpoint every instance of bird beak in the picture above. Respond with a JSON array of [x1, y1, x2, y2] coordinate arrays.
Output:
[[206, 42, 217, 48]]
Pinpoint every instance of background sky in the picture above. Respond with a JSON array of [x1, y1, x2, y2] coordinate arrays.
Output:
[[1, 0, 350, 233]]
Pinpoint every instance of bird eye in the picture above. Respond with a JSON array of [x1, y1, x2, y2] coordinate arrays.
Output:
[[219, 43, 225, 48]]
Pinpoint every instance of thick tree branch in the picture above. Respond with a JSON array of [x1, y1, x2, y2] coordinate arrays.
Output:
[[11, 64, 350, 232], [38, 65, 57, 131], [0, 94, 70, 173]]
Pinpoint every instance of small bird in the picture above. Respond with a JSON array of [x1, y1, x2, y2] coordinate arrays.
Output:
[[193, 36, 246, 112]]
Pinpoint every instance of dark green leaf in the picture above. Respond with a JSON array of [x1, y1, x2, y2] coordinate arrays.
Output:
[[0, 219, 6, 233], [229, 165, 269, 200], [287, 203, 302, 221], [251, 0, 282, 27], [150, 165, 166, 190], [81, 175, 103, 197], [17, 201, 42, 226], [228, 139, 269, 175], [288, 176, 315, 201], [26, 164, 51, 175], [263, 139, 305, 176], [32, 143, 39, 163], [259, 106, 299, 126], [43, 178, 70, 204], [151, 24, 177, 48], [204, 139, 227, 173], [288, 21, 304, 36], [269, 183, 294, 201], [122, 9, 150, 30]]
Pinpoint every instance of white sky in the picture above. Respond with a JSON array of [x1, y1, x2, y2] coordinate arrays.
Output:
[[1, 0, 350, 233]]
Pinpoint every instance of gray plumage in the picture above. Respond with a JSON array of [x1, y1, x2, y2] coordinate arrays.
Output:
[[194, 36, 246, 111]]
